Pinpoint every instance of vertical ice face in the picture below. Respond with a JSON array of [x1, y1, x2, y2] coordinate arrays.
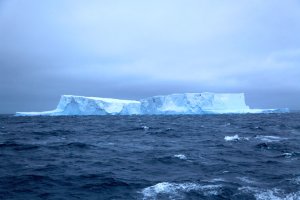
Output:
[[16, 95, 141, 116], [198, 93, 250, 112], [55, 95, 141, 115], [140, 93, 195, 114], [140, 93, 250, 114]]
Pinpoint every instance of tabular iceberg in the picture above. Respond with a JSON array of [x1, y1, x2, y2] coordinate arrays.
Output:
[[16, 95, 141, 116], [15, 93, 289, 116], [140, 93, 250, 114]]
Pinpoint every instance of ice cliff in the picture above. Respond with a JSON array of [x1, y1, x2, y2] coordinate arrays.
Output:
[[16, 93, 289, 116], [16, 95, 141, 116], [140, 93, 250, 114]]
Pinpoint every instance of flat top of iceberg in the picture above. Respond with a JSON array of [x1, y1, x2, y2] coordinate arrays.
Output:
[[148, 92, 245, 97], [62, 95, 140, 104]]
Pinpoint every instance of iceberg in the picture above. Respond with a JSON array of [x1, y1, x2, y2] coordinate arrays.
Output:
[[140, 93, 250, 114], [16, 95, 141, 116], [16, 93, 289, 116]]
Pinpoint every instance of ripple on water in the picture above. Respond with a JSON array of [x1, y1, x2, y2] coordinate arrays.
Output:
[[0, 142, 40, 151]]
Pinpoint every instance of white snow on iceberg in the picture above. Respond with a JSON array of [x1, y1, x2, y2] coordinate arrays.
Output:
[[16, 95, 141, 116], [140, 93, 250, 114], [16, 93, 289, 116]]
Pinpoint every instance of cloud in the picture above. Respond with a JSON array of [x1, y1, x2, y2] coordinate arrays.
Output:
[[0, 0, 300, 113]]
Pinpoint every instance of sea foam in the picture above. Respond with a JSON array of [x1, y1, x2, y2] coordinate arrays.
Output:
[[255, 135, 287, 142], [239, 186, 300, 200], [141, 182, 221, 199], [173, 154, 187, 160], [224, 134, 240, 141]]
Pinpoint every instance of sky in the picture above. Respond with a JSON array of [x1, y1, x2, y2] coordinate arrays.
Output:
[[0, 0, 300, 113]]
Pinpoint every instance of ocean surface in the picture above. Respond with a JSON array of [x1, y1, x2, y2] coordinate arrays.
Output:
[[0, 113, 300, 200]]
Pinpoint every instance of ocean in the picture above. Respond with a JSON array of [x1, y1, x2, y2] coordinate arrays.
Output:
[[0, 113, 299, 200]]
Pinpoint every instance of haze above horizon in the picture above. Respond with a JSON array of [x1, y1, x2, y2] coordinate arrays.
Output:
[[0, 0, 300, 113]]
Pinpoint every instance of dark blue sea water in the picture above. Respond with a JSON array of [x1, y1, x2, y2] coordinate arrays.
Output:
[[0, 113, 300, 200]]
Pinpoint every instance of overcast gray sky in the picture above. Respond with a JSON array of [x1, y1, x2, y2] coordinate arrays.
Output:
[[0, 0, 300, 113]]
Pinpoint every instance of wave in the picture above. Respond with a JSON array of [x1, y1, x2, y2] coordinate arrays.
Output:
[[277, 152, 300, 159], [255, 135, 287, 142], [239, 186, 300, 200], [141, 182, 222, 199], [80, 178, 130, 190], [224, 134, 249, 141], [173, 154, 187, 160], [31, 129, 76, 136], [142, 126, 150, 130], [46, 142, 96, 149], [224, 134, 289, 143], [224, 134, 240, 141], [236, 177, 257, 184], [292, 176, 300, 185], [0, 142, 39, 151]]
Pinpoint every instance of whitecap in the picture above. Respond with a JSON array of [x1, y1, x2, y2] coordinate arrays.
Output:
[[282, 153, 293, 158], [255, 135, 286, 142], [141, 182, 222, 200], [225, 122, 231, 126], [237, 176, 256, 184], [224, 134, 240, 141], [210, 178, 226, 182], [255, 190, 300, 200], [292, 176, 300, 185], [174, 154, 187, 160], [142, 126, 149, 130], [239, 186, 300, 200]]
